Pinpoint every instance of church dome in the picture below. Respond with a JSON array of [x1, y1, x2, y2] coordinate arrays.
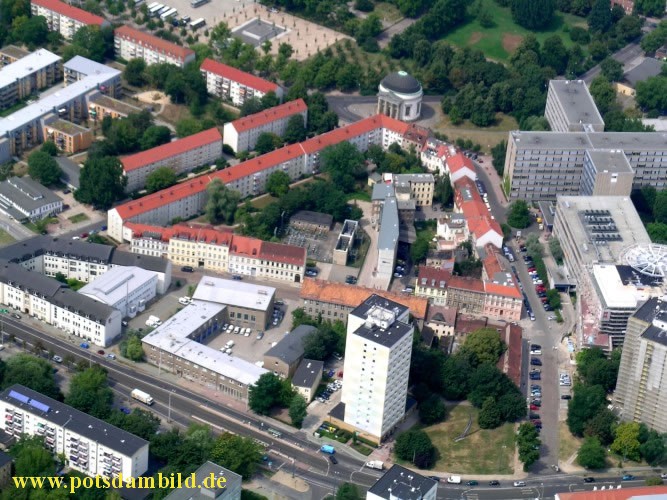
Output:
[[379, 71, 422, 95]]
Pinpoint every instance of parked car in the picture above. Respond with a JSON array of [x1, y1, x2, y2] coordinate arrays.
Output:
[[52, 355, 63, 363], [513, 481, 526, 487], [80, 342, 89, 349], [107, 353, 116, 360], [561, 395, 572, 400], [530, 373, 541, 380], [181, 266, 194, 272], [530, 404, 540, 411], [583, 477, 595, 483], [466, 481, 478, 486], [622, 475, 635, 481], [489, 480, 500, 486], [120, 407, 131, 415], [329, 455, 338, 465], [531, 358, 542, 366], [428, 476, 441, 482], [97, 350, 105, 355], [232, 274, 243, 280]]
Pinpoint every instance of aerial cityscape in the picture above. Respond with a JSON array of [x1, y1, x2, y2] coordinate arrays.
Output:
[[0, 0, 667, 498]]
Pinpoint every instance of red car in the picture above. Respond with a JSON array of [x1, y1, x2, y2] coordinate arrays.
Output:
[[528, 267, 537, 272], [97, 349, 105, 355], [535, 286, 546, 291], [530, 404, 540, 411], [81, 233, 89, 238], [532, 420, 542, 426]]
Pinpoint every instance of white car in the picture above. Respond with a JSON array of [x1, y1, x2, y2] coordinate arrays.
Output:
[[531, 349, 542, 355], [244, 328, 250, 337], [52, 355, 63, 363], [234, 326, 240, 334], [547, 315, 556, 321], [514, 481, 526, 487], [178, 297, 191, 305]]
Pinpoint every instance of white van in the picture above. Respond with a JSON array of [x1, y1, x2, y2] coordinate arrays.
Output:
[[225, 340, 235, 348]]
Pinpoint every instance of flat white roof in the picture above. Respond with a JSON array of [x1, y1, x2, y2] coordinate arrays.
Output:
[[192, 275, 275, 312], [0, 49, 61, 89], [592, 264, 638, 309], [142, 300, 267, 386], [79, 266, 156, 305]]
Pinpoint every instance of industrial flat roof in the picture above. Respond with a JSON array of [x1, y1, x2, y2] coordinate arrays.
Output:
[[368, 465, 437, 500], [79, 266, 156, 306], [192, 275, 275, 312], [549, 80, 604, 128], [0, 49, 60, 90], [512, 130, 667, 151], [0, 176, 62, 212], [592, 264, 639, 309], [586, 149, 633, 173], [378, 197, 399, 251]]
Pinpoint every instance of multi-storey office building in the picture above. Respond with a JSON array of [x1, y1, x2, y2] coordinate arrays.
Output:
[[107, 114, 411, 242], [0, 49, 61, 110], [114, 26, 195, 67], [340, 295, 413, 443], [223, 99, 308, 152], [580, 149, 634, 196], [544, 80, 605, 133], [200, 58, 283, 107], [393, 173, 434, 206], [0, 385, 148, 480], [121, 128, 222, 192], [615, 298, 667, 432], [30, 0, 109, 40]]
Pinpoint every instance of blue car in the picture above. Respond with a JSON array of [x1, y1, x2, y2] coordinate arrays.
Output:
[[120, 407, 131, 415], [80, 342, 89, 349], [622, 475, 635, 481]]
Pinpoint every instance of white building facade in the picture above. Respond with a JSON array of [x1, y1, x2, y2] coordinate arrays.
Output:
[[114, 26, 195, 67], [200, 58, 283, 107], [30, 0, 109, 40]]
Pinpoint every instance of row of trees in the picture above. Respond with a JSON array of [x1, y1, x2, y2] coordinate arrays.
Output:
[[631, 186, 667, 244]]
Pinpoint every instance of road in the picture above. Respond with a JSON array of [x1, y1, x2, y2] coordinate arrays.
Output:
[[581, 42, 644, 84], [0, 214, 34, 241], [326, 95, 444, 124]]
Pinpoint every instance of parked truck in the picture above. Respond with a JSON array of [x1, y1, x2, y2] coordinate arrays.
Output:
[[320, 445, 335, 454], [131, 388, 154, 405], [365, 461, 384, 470]]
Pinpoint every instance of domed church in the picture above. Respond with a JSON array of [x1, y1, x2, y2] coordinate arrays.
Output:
[[376, 71, 423, 122]]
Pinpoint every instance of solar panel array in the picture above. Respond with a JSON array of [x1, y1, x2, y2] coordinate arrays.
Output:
[[8, 389, 50, 412]]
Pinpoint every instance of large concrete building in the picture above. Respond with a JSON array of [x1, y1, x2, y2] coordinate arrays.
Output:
[[200, 58, 283, 107], [0, 49, 61, 110], [0, 176, 63, 221], [341, 295, 414, 443], [366, 465, 437, 500], [222, 99, 308, 153], [615, 298, 667, 433], [0, 385, 148, 480], [544, 79, 605, 133], [30, 0, 109, 40], [107, 114, 410, 242], [121, 128, 222, 192], [114, 26, 195, 67]]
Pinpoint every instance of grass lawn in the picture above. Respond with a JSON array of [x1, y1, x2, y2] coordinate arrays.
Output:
[[559, 422, 583, 463], [68, 213, 90, 224], [251, 194, 278, 210], [0, 229, 15, 246], [434, 111, 520, 151], [374, 2, 403, 23], [443, 3, 587, 61], [0, 100, 28, 118], [351, 443, 375, 456], [424, 404, 516, 474]]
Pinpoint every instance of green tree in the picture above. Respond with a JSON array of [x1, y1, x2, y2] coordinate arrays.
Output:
[[640, 432, 666, 466], [10, 15, 49, 49], [410, 233, 431, 264], [10, 436, 56, 476], [588, 0, 612, 32], [641, 21, 667, 53], [176, 118, 205, 138], [336, 483, 362, 500], [255, 132, 282, 154], [75, 156, 127, 209], [2, 354, 61, 400], [507, 200, 531, 228], [635, 0, 665, 16], [517, 422, 541, 470], [567, 384, 607, 436], [248, 373, 282, 415], [646, 477, 665, 486], [589, 76, 617, 115], [266, 170, 291, 197], [547, 289, 561, 309], [69, 25, 109, 62], [40, 141, 58, 156], [541, 35, 569, 75], [240, 97, 263, 117], [419, 394, 446, 425], [28, 150, 62, 186], [478, 396, 503, 429], [205, 178, 240, 225], [210, 433, 262, 479], [107, 408, 160, 440], [600, 57, 624, 82], [394, 429, 436, 468], [65, 366, 113, 419], [140, 125, 171, 150], [319, 142, 365, 193], [611, 422, 642, 462], [434, 174, 453, 207], [511, 0, 555, 29], [584, 408, 618, 446], [124, 58, 147, 87], [145, 167, 177, 193], [491, 140, 507, 176], [460, 327, 506, 366], [577, 436, 607, 469], [549, 238, 564, 263], [654, 189, 667, 224], [288, 393, 308, 428], [283, 114, 307, 144]]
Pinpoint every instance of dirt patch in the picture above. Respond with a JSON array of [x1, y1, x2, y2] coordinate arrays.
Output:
[[469, 32, 483, 44], [502, 33, 523, 54], [158, 104, 192, 126]]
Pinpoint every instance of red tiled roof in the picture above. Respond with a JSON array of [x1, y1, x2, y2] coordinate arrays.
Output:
[[260, 241, 306, 266], [447, 274, 486, 293], [454, 314, 488, 335], [454, 178, 503, 240], [200, 58, 279, 94], [121, 128, 222, 172], [32, 0, 106, 25], [113, 114, 410, 221], [230, 99, 307, 133], [485, 281, 522, 299], [126, 222, 234, 245], [446, 153, 474, 173], [417, 266, 450, 290], [115, 25, 195, 61], [555, 486, 667, 500], [229, 234, 262, 257]]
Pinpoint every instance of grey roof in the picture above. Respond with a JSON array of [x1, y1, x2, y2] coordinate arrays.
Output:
[[64, 56, 114, 77], [641, 324, 667, 346], [290, 210, 333, 228], [264, 324, 316, 364], [380, 71, 422, 95], [633, 297, 662, 323], [56, 156, 81, 189], [372, 182, 395, 201], [0, 450, 10, 468], [511, 130, 667, 151], [368, 465, 437, 500], [292, 359, 323, 388], [351, 294, 409, 320], [0, 384, 147, 456], [585, 149, 633, 173], [352, 319, 412, 348], [378, 197, 399, 251], [395, 173, 435, 184], [0, 45, 30, 61], [548, 80, 604, 128], [0, 236, 114, 264], [0, 49, 60, 89], [79, 266, 156, 306], [0, 177, 62, 213], [109, 250, 170, 274], [164, 461, 242, 500], [625, 58, 664, 87]]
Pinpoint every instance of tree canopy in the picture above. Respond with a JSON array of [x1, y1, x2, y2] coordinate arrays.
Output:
[[248, 373, 283, 415], [140, 125, 171, 151], [320, 142, 366, 193], [577, 436, 607, 469], [567, 384, 607, 436], [2, 354, 61, 400], [266, 170, 291, 198], [28, 150, 62, 186], [145, 167, 178, 194], [205, 179, 240, 225], [210, 433, 263, 479], [75, 155, 127, 209], [507, 200, 532, 228], [459, 327, 506, 366], [65, 366, 113, 419], [284, 114, 307, 144], [394, 429, 436, 468], [511, 0, 555, 29]]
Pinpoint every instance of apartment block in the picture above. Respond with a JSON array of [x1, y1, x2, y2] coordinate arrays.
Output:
[[394, 173, 434, 206], [31, 0, 109, 40], [0, 49, 61, 110], [107, 114, 412, 242], [200, 58, 283, 106], [41, 114, 92, 154], [223, 99, 308, 152], [121, 128, 222, 192], [0, 385, 148, 480], [580, 149, 634, 196], [545, 80, 605, 133], [86, 91, 142, 120], [615, 298, 667, 432], [340, 295, 413, 442], [0, 45, 30, 64], [114, 26, 195, 67]]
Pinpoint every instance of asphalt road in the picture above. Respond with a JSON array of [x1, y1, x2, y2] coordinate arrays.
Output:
[[326, 95, 444, 124], [582, 42, 644, 84]]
